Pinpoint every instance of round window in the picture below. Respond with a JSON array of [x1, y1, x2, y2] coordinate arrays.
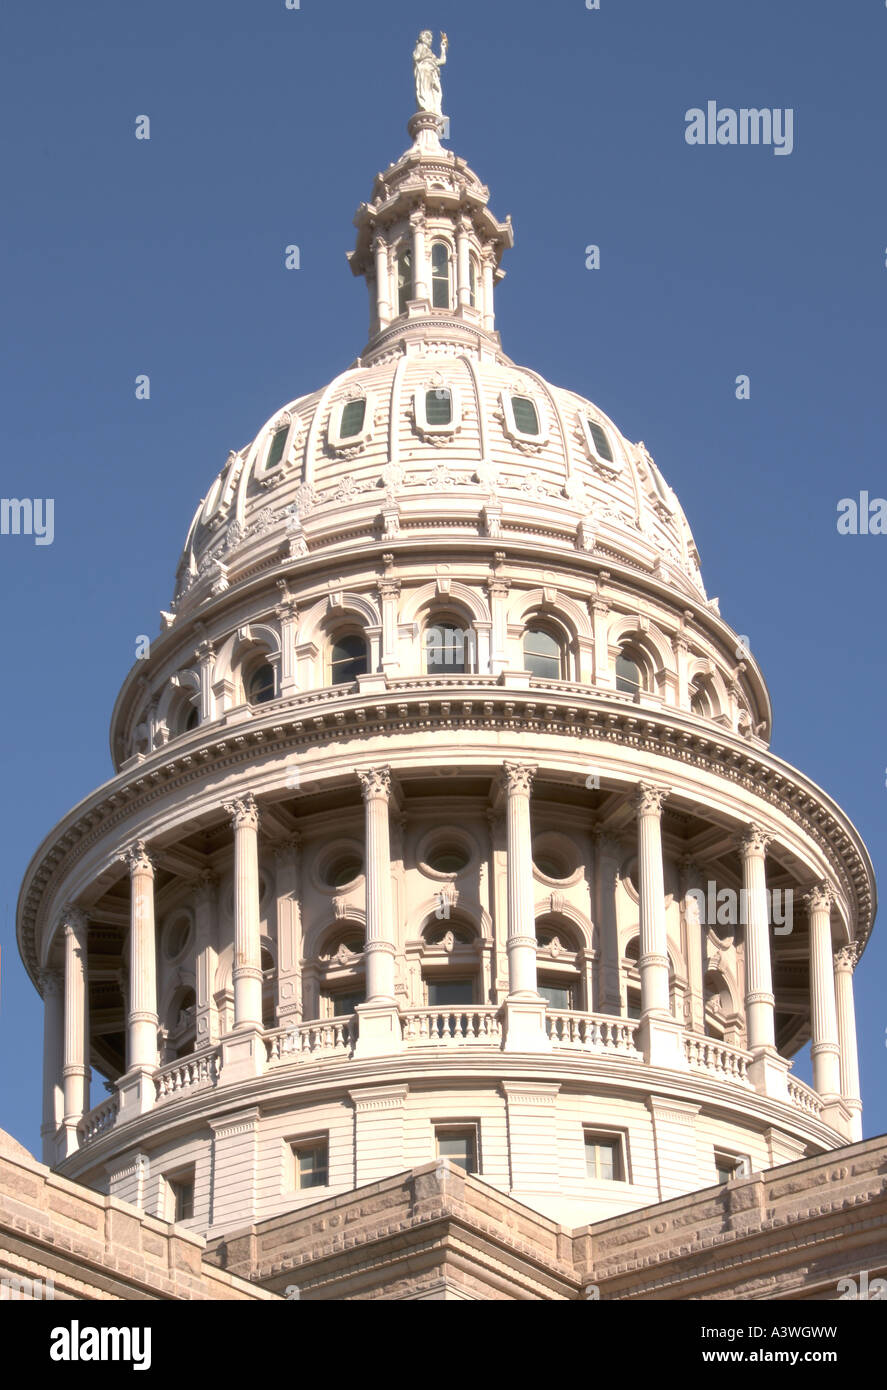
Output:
[[534, 852, 569, 881], [427, 843, 469, 875], [325, 856, 363, 890], [164, 916, 192, 961]]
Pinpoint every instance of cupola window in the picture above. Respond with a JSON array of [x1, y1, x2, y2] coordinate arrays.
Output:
[[431, 241, 451, 309], [425, 388, 453, 426], [523, 626, 563, 680], [330, 633, 368, 686], [397, 247, 413, 314], [339, 398, 367, 440], [511, 396, 540, 436]]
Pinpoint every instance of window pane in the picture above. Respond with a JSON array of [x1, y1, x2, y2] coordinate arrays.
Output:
[[428, 978, 474, 1007], [436, 1130, 477, 1174], [426, 623, 468, 673], [511, 396, 539, 435], [266, 425, 289, 471], [248, 664, 275, 704], [295, 1142, 328, 1189], [340, 398, 367, 439], [331, 990, 363, 1017], [585, 1137, 620, 1182], [468, 256, 477, 307], [626, 993, 642, 1021], [172, 1179, 194, 1221], [524, 627, 562, 680], [397, 249, 412, 313], [425, 388, 452, 425], [184, 706, 199, 731], [588, 420, 614, 462], [431, 242, 450, 309], [538, 981, 573, 1010], [331, 633, 367, 685], [615, 652, 642, 694]]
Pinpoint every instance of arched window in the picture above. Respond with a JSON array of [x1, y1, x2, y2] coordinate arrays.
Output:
[[397, 247, 413, 314], [425, 618, 472, 674], [468, 255, 478, 308], [615, 647, 644, 696], [431, 241, 451, 309], [184, 705, 199, 732], [330, 633, 368, 686], [246, 661, 275, 706], [523, 625, 563, 680], [690, 678, 713, 717]]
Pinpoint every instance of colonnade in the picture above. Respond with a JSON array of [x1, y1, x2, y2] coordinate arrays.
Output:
[[43, 768, 864, 1158]]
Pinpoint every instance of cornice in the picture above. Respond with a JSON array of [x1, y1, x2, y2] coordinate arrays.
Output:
[[19, 687, 874, 986]]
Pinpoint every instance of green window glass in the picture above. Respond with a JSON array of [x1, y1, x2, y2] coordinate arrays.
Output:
[[425, 388, 452, 425], [339, 398, 366, 439], [538, 980, 573, 1010], [512, 396, 539, 435], [331, 990, 364, 1017], [588, 419, 614, 461], [431, 242, 450, 308], [265, 425, 289, 472], [428, 979, 474, 1007]]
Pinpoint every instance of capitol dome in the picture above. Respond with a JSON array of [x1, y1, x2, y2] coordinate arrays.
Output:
[[17, 73, 875, 1258]]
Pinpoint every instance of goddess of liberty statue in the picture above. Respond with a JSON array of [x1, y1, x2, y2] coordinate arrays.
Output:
[[413, 30, 448, 117]]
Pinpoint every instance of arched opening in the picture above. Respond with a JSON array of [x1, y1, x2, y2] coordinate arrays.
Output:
[[468, 254, 479, 308], [431, 241, 451, 309], [523, 624, 564, 680], [420, 917, 480, 1007], [330, 631, 368, 686], [535, 915, 583, 1010], [424, 613, 474, 674], [615, 645, 645, 696], [245, 659, 275, 706], [397, 246, 413, 314]]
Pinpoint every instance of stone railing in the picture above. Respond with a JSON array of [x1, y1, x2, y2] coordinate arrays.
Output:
[[155, 1049, 221, 1101], [787, 1076, 824, 1118], [402, 1007, 502, 1045], [76, 1093, 121, 1147], [546, 1011, 641, 1054], [684, 1036, 752, 1084], [265, 1018, 356, 1065]]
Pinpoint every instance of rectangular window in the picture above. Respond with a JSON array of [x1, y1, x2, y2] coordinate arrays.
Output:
[[325, 989, 363, 1018], [714, 1151, 749, 1184], [339, 398, 367, 440], [584, 1132, 625, 1182], [425, 388, 453, 425], [291, 1137, 329, 1190], [435, 1126, 478, 1174], [427, 978, 474, 1007], [167, 1171, 195, 1222], [538, 979, 574, 1010], [587, 419, 614, 462], [626, 990, 642, 1021], [511, 395, 540, 436]]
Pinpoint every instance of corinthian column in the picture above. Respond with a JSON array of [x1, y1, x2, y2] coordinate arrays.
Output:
[[373, 234, 391, 330], [39, 967, 64, 1163], [224, 795, 263, 1030], [410, 211, 428, 303], [353, 768, 402, 1057], [834, 944, 863, 1141], [804, 884, 841, 1100], [123, 842, 159, 1070], [634, 784, 684, 1068], [500, 762, 549, 1052], [61, 907, 90, 1155], [740, 826, 775, 1050]]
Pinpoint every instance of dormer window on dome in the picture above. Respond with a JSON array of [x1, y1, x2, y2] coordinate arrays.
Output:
[[413, 379, 460, 438], [501, 390, 548, 447], [329, 391, 373, 452], [581, 415, 620, 469]]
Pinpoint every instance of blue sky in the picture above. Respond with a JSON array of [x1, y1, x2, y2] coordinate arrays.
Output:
[[1, 0, 884, 1152]]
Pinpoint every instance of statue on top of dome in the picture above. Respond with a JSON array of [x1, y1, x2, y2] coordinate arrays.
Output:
[[413, 30, 448, 116]]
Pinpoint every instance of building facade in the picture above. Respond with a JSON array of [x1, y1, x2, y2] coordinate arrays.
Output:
[[13, 58, 878, 1292]]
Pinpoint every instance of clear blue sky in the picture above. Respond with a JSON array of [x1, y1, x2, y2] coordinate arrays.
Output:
[[1, 0, 884, 1152]]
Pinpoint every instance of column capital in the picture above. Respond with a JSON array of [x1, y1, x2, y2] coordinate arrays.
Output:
[[357, 766, 392, 802], [409, 208, 426, 232], [224, 794, 259, 832], [740, 823, 771, 858], [502, 761, 536, 797], [834, 942, 860, 972], [370, 231, 389, 254], [634, 782, 668, 817], [38, 967, 63, 997], [121, 841, 154, 877], [803, 882, 834, 915], [59, 905, 89, 938]]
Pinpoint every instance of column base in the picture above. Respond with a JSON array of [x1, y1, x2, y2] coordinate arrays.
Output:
[[501, 999, 552, 1053], [59, 1120, 82, 1159], [219, 1029, 267, 1083], [747, 1047, 790, 1100], [637, 1014, 686, 1069], [117, 1066, 157, 1120], [845, 1099, 863, 1143], [352, 1002, 404, 1059], [818, 1095, 853, 1138]]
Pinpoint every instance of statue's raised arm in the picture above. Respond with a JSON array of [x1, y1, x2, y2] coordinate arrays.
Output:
[[413, 30, 448, 117]]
